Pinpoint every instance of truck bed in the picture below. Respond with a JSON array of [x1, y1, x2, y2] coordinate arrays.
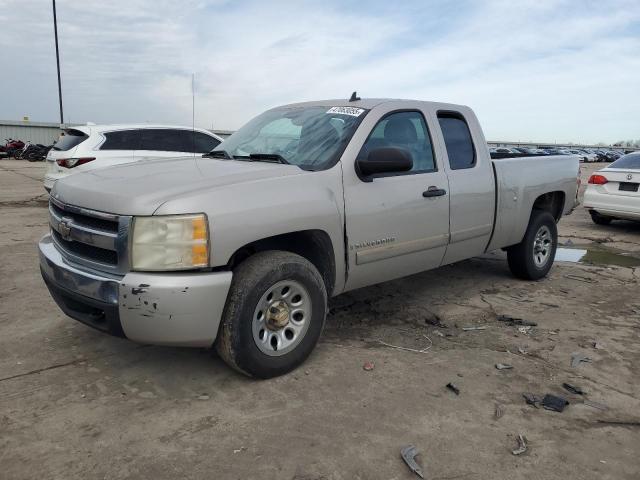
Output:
[[487, 155, 580, 251]]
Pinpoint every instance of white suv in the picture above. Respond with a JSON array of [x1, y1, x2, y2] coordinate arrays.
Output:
[[44, 124, 223, 191]]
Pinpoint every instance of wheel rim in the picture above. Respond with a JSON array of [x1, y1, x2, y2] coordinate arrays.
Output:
[[252, 279, 312, 357], [532, 225, 552, 268]]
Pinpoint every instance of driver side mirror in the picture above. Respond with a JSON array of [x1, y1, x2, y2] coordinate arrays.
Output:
[[357, 147, 413, 180]]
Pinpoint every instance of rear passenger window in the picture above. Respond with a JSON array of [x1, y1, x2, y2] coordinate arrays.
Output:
[[139, 129, 191, 152], [437, 113, 476, 170], [191, 132, 221, 153], [100, 130, 140, 150], [359, 111, 436, 174]]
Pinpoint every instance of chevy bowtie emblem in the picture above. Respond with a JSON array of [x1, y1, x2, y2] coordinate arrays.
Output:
[[58, 217, 72, 240], [627, 173, 633, 181]]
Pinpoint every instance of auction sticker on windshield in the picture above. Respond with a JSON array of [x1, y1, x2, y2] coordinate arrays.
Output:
[[326, 106, 365, 117]]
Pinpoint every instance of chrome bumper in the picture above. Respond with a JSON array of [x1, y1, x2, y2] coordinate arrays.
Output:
[[39, 234, 234, 347]]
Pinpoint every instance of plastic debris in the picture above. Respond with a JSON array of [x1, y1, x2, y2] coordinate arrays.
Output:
[[571, 353, 592, 368], [400, 445, 425, 479], [596, 420, 640, 427], [517, 346, 528, 355], [512, 434, 528, 455], [496, 315, 537, 327], [495, 404, 505, 420], [523, 393, 542, 408], [446, 382, 460, 395], [583, 400, 608, 411], [495, 363, 513, 370], [462, 326, 487, 331], [562, 383, 584, 395], [363, 361, 375, 371], [542, 394, 569, 412], [517, 326, 532, 334], [592, 341, 604, 350]]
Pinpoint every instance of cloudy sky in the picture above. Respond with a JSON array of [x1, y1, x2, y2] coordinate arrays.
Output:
[[1, 0, 638, 143]]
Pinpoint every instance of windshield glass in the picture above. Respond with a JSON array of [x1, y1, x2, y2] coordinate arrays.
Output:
[[211, 105, 368, 170], [610, 153, 640, 169]]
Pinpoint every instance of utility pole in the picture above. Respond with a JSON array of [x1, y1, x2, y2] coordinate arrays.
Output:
[[52, 0, 64, 126]]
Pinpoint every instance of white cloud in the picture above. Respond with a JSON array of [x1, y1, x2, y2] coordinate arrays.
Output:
[[0, 0, 638, 143]]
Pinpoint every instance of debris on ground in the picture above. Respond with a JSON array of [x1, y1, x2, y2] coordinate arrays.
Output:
[[562, 383, 584, 395], [496, 315, 538, 327], [542, 394, 570, 412], [523, 393, 542, 408], [434, 330, 445, 338], [596, 420, 640, 427], [446, 382, 460, 395], [376, 334, 432, 354], [363, 361, 375, 371], [495, 363, 513, 370], [511, 434, 528, 455], [462, 326, 487, 331], [571, 352, 592, 368], [495, 404, 505, 420], [592, 341, 604, 350], [424, 312, 447, 328], [517, 326, 532, 335], [517, 346, 528, 355], [564, 273, 595, 283], [400, 445, 425, 479], [583, 400, 608, 411]]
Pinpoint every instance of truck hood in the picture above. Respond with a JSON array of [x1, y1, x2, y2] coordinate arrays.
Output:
[[51, 156, 306, 215]]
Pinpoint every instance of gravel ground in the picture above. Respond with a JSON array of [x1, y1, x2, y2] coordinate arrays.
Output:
[[0, 160, 638, 480]]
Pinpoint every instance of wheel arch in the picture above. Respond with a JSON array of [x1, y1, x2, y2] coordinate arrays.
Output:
[[532, 191, 566, 222], [225, 229, 337, 296]]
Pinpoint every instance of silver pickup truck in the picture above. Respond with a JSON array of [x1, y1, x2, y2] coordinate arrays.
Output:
[[39, 98, 579, 378]]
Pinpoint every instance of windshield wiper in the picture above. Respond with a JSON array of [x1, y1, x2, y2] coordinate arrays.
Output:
[[248, 153, 290, 164], [202, 150, 232, 159]]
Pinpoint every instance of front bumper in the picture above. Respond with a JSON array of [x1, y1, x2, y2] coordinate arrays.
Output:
[[39, 234, 233, 347]]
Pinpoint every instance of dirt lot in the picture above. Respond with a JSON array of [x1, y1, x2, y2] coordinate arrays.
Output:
[[1, 160, 639, 480]]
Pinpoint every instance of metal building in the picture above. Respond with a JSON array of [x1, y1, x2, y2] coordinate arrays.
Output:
[[0, 120, 63, 145]]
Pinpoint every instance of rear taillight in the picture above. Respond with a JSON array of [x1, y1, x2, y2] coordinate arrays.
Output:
[[588, 174, 608, 185], [56, 157, 95, 168]]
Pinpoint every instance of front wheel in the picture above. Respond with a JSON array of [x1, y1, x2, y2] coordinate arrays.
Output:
[[507, 210, 558, 280], [215, 250, 327, 379]]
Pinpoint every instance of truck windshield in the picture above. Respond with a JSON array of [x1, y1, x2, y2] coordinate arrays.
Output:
[[210, 106, 368, 170]]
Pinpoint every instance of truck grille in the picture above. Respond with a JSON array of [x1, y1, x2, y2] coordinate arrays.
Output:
[[49, 197, 131, 275]]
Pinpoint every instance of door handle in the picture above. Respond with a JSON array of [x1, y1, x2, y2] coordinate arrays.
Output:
[[422, 186, 447, 198]]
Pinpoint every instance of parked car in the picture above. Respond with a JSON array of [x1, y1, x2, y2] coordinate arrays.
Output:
[[43, 125, 223, 191], [40, 98, 579, 378], [584, 152, 640, 224]]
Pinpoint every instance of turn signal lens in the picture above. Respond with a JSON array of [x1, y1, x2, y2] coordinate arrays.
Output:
[[588, 174, 608, 185]]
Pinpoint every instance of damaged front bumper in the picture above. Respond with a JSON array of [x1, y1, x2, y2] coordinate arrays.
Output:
[[39, 234, 233, 347]]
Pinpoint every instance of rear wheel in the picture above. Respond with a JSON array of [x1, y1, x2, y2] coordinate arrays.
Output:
[[507, 210, 558, 280], [590, 210, 612, 225], [215, 250, 327, 379]]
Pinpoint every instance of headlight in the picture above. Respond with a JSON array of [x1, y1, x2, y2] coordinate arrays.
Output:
[[131, 214, 209, 271]]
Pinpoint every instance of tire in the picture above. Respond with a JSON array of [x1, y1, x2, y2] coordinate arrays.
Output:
[[507, 210, 558, 280], [590, 210, 612, 225], [215, 250, 327, 379]]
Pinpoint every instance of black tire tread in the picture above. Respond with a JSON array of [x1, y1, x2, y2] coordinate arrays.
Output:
[[215, 250, 327, 378], [507, 210, 557, 280]]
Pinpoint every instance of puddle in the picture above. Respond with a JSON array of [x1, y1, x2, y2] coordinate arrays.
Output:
[[556, 247, 640, 268]]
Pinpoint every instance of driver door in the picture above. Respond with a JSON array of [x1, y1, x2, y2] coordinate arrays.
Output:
[[343, 109, 450, 291]]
